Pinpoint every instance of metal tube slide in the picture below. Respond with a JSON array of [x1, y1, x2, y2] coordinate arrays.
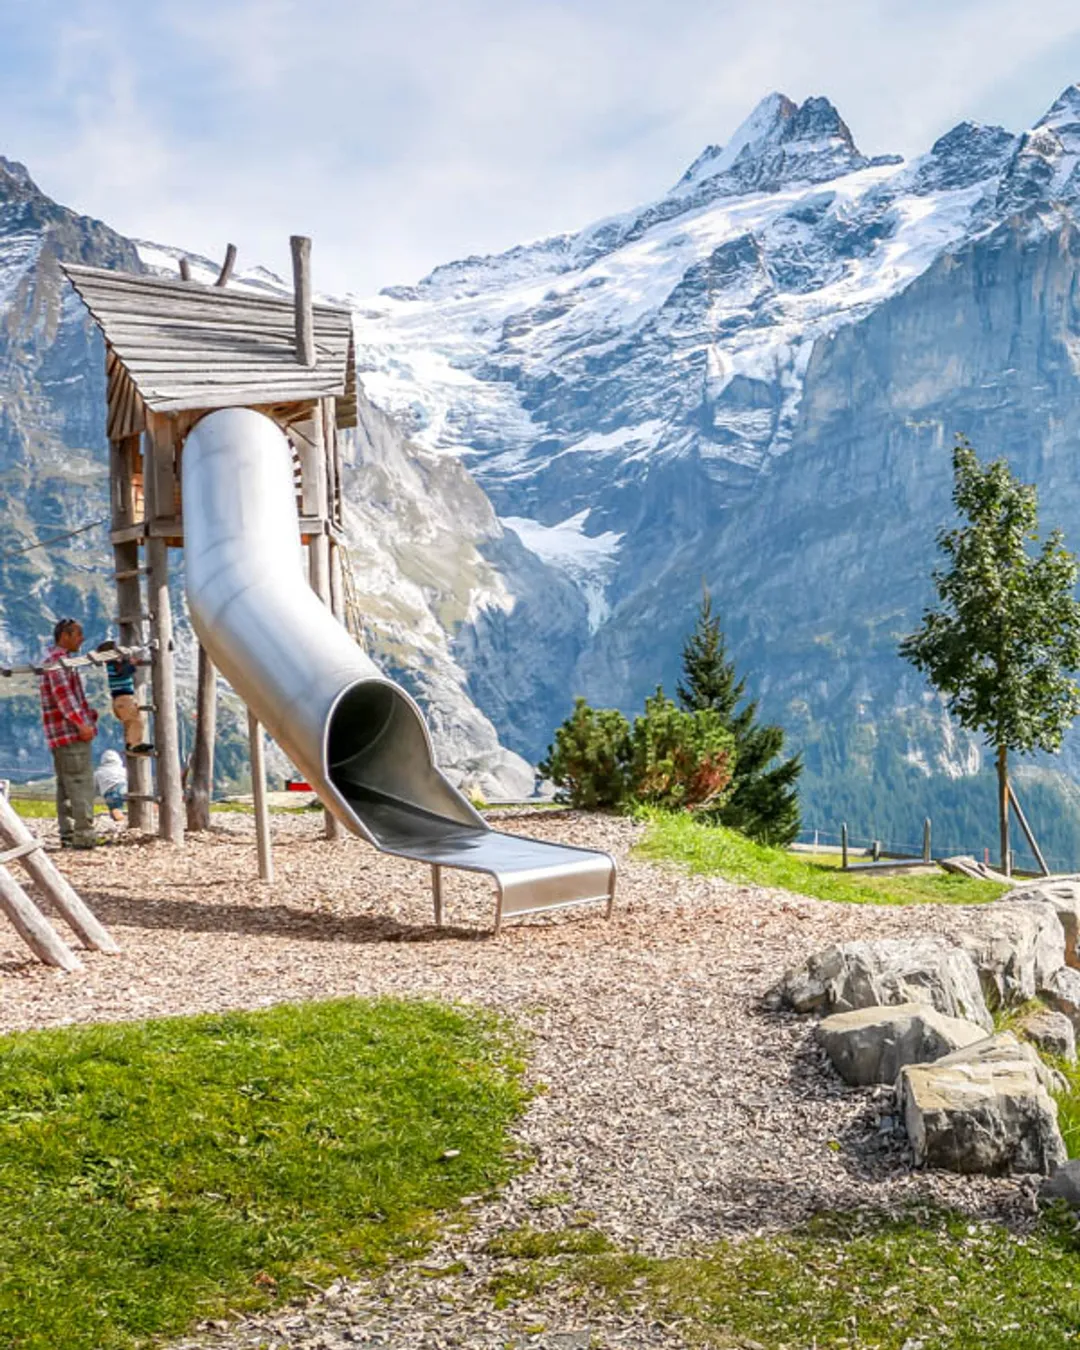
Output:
[[182, 408, 614, 928]]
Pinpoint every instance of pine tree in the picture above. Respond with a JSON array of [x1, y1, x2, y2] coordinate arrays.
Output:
[[678, 588, 802, 845]]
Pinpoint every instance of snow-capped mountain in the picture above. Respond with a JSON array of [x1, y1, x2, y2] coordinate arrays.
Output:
[[351, 85, 1080, 861]]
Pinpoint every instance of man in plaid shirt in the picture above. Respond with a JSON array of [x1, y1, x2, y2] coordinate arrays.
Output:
[[39, 617, 98, 848]]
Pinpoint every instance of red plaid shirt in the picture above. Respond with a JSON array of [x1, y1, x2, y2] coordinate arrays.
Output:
[[39, 645, 98, 750]]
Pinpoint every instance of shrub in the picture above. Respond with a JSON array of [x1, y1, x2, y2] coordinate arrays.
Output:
[[539, 697, 630, 808], [541, 691, 735, 812], [629, 689, 735, 811]]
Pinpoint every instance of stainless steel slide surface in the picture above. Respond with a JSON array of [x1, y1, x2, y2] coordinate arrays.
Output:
[[181, 408, 615, 928]]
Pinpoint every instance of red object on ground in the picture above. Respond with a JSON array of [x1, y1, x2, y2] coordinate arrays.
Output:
[[285, 778, 312, 792]]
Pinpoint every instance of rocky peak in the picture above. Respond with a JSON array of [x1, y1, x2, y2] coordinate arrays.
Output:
[[1037, 83, 1080, 141], [673, 92, 878, 201], [913, 121, 1017, 193], [997, 85, 1080, 214]]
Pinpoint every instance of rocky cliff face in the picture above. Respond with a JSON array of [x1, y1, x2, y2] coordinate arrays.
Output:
[[0, 162, 536, 795], [354, 86, 1080, 863]]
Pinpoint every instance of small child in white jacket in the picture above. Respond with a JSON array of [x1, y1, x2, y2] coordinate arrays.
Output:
[[94, 749, 128, 823]]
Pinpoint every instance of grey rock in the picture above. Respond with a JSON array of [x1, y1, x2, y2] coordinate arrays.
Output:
[[1011, 879, 1080, 969], [1041, 967, 1080, 1033], [898, 1033, 1067, 1175], [778, 938, 992, 1030], [816, 1002, 987, 1086], [1017, 1008, 1077, 1061], [1040, 1157, 1080, 1206], [949, 899, 1066, 1008]]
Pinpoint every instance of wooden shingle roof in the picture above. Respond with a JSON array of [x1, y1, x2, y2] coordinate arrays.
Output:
[[62, 264, 357, 434]]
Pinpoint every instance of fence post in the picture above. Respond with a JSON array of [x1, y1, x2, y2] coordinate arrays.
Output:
[[872, 839, 881, 862], [841, 823, 848, 871], [922, 817, 932, 863]]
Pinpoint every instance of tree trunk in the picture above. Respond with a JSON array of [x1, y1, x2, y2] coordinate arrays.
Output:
[[997, 743, 1011, 876], [186, 644, 216, 832]]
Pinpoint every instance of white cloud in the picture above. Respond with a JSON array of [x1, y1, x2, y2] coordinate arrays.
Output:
[[1, 0, 1078, 295]]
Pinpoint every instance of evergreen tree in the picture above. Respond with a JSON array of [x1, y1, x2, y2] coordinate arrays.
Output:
[[900, 437, 1080, 873], [678, 588, 802, 844]]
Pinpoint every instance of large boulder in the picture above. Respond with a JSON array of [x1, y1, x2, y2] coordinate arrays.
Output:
[[1017, 1008, 1076, 1062], [898, 1033, 1067, 1175], [1010, 879, 1080, 969], [1040, 967, 1080, 1033], [816, 1003, 987, 1086], [775, 938, 992, 1030], [946, 899, 1065, 1009]]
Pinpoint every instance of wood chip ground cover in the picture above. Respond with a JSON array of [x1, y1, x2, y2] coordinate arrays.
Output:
[[0, 810, 1070, 1348]]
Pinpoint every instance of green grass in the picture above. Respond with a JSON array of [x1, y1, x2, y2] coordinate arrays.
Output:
[[0, 998, 526, 1350], [8, 796, 56, 818], [491, 1209, 1080, 1348], [635, 810, 1007, 906]]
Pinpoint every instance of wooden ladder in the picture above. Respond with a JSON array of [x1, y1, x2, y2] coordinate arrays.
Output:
[[0, 794, 120, 971]]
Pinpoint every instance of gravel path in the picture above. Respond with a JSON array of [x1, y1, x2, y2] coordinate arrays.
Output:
[[0, 811, 1037, 1348]]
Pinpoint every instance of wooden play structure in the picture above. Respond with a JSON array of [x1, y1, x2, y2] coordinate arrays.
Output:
[[0, 233, 615, 965], [62, 237, 356, 854]]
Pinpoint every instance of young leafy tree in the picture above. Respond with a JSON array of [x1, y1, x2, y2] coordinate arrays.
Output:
[[678, 588, 802, 845], [900, 438, 1080, 874]]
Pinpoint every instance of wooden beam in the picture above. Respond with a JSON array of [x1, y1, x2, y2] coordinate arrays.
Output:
[[179, 257, 192, 281], [186, 645, 216, 832], [0, 865, 82, 972], [0, 795, 120, 954], [290, 235, 315, 367], [145, 417, 185, 845], [215, 244, 237, 288], [110, 430, 152, 831], [248, 711, 273, 881], [1008, 782, 1051, 877]]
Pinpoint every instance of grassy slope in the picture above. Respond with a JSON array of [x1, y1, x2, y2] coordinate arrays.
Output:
[[0, 998, 525, 1350], [636, 810, 1007, 906], [494, 1209, 1080, 1349]]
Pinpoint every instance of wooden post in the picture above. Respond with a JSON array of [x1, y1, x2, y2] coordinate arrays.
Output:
[[0, 796, 119, 953], [186, 644, 216, 831], [248, 710, 273, 882], [0, 864, 82, 971], [432, 865, 443, 927], [110, 432, 153, 830], [922, 817, 932, 863], [1007, 782, 1050, 877], [872, 839, 881, 862], [145, 415, 185, 845], [290, 235, 315, 367], [214, 243, 237, 288], [841, 823, 848, 870]]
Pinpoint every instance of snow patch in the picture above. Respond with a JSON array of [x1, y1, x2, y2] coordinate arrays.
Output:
[[502, 511, 622, 631]]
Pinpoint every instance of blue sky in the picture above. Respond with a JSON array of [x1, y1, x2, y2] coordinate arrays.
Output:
[[2, 0, 1080, 295]]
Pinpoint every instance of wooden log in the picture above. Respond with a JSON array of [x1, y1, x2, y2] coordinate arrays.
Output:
[[922, 817, 932, 863], [147, 536, 185, 844], [0, 795, 119, 954], [215, 243, 237, 288], [186, 645, 216, 832], [1007, 782, 1050, 877], [432, 865, 443, 927], [841, 822, 848, 870], [179, 257, 192, 281], [248, 711, 273, 881], [0, 865, 82, 972], [290, 235, 315, 367]]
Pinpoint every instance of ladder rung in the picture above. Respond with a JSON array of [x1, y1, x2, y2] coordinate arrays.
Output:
[[0, 839, 43, 865], [113, 567, 148, 581], [138, 703, 156, 712], [125, 793, 161, 803], [117, 613, 149, 625]]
